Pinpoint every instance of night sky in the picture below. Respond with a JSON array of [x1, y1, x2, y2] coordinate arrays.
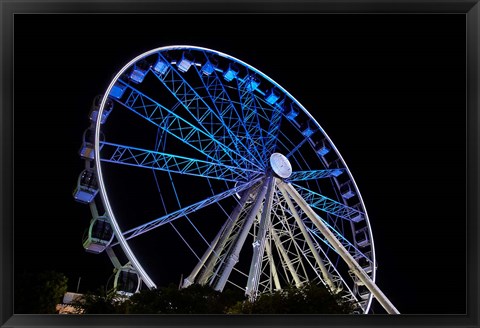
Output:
[[13, 13, 466, 314]]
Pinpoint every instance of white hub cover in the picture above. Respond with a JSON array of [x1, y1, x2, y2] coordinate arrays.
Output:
[[270, 153, 292, 179]]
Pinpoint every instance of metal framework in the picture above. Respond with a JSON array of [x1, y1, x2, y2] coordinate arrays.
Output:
[[73, 45, 399, 314]]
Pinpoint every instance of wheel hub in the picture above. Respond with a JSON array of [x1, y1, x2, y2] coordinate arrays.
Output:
[[269, 153, 292, 179]]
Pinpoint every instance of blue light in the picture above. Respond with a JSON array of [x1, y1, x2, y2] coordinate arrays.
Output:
[[153, 58, 169, 75], [110, 83, 126, 99], [245, 75, 260, 91], [286, 104, 299, 120], [331, 169, 343, 177], [342, 191, 355, 199], [223, 63, 238, 82], [265, 88, 280, 104], [201, 61, 215, 76], [177, 52, 194, 73], [302, 123, 314, 137], [341, 183, 356, 199], [316, 141, 330, 156], [129, 68, 147, 83]]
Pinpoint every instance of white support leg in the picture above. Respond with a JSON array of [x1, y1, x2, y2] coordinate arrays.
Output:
[[213, 177, 271, 292], [245, 177, 275, 300], [277, 180, 337, 293], [270, 226, 303, 287], [264, 238, 281, 291], [184, 184, 255, 288], [280, 181, 400, 314]]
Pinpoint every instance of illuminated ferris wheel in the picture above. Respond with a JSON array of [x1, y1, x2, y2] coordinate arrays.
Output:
[[73, 45, 399, 314]]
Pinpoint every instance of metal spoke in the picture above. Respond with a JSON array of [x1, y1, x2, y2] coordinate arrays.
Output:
[[234, 73, 269, 163], [100, 141, 261, 182], [191, 55, 265, 168], [287, 168, 346, 181], [113, 80, 260, 169], [292, 183, 366, 223], [108, 177, 263, 246], [151, 54, 261, 170]]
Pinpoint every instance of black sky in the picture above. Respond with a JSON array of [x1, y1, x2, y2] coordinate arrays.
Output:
[[13, 13, 466, 314]]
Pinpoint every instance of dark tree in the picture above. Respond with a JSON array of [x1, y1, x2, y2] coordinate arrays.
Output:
[[14, 270, 68, 314], [227, 283, 355, 314], [72, 286, 131, 314], [128, 283, 244, 314], [68, 282, 354, 314]]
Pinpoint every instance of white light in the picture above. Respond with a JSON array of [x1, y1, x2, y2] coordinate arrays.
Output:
[[270, 153, 292, 179]]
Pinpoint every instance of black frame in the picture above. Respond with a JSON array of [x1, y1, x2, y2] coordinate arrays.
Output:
[[1, 1, 478, 327]]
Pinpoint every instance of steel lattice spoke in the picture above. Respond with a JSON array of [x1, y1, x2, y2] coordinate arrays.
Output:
[[100, 141, 261, 182], [108, 177, 264, 246], [191, 54, 265, 169], [263, 100, 284, 159], [292, 183, 366, 222], [151, 54, 262, 170], [113, 80, 258, 169], [234, 75, 269, 163], [287, 168, 346, 181]]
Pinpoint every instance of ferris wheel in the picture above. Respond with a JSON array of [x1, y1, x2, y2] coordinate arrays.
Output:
[[73, 45, 399, 314]]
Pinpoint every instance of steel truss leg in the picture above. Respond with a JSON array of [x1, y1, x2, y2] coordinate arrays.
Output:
[[184, 183, 258, 287], [245, 177, 276, 300], [213, 177, 271, 292], [264, 236, 281, 291], [279, 181, 400, 314], [270, 226, 303, 287], [277, 180, 337, 293]]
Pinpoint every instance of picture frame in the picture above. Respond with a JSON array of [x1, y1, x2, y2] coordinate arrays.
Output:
[[1, 1, 478, 327]]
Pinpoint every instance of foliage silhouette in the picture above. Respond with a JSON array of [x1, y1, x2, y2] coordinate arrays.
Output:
[[227, 282, 355, 314], [14, 270, 68, 314], [72, 282, 355, 314]]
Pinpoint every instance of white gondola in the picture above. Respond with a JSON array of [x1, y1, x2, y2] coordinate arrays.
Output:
[[355, 227, 370, 248], [354, 251, 373, 276], [79, 128, 105, 160], [73, 169, 99, 204], [114, 265, 141, 296], [89, 95, 114, 124], [83, 215, 114, 254], [357, 285, 370, 300], [177, 52, 195, 73]]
